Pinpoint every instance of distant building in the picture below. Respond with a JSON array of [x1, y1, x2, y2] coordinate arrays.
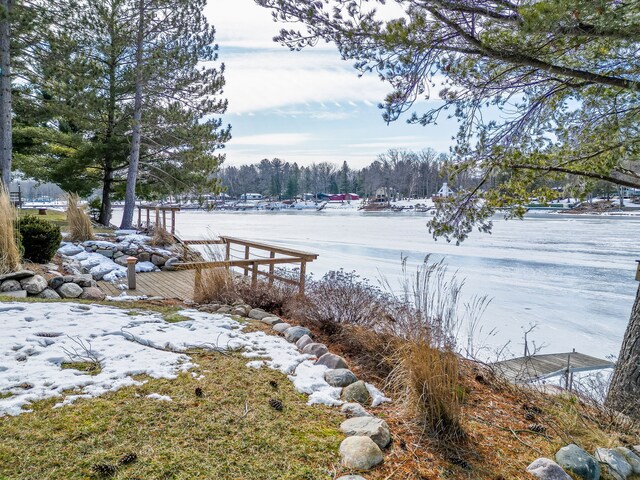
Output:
[[240, 193, 263, 201], [317, 193, 360, 202]]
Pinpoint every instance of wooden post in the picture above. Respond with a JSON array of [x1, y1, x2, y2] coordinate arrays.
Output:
[[243, 245, 250, 276], [126, 257, 137, 290], [225, 241, 231, 261], [162, 209, 167, 230], [268, 251, 275, 284], [252, 261, 258, 287], [171, 209, 176, 234], [299, 260, 307, 294], [137, 207, 141, 229]]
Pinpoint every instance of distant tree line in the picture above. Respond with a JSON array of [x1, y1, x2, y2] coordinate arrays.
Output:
[[219, 148, 476, 200]]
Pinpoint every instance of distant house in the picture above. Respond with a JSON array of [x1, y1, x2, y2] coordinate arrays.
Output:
[[317, 193, 360, 202], [240, 193, 263, 201]]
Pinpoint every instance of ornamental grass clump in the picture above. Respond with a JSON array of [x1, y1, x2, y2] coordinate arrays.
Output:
[[66, 193, 94, 242], [0, 187, 21, 274]]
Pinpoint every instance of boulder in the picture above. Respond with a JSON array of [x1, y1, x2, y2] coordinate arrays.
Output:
[[249, 308, 271, 320], [284, 326, 311, 343], [261, 316, 283, 326], [57, 244, 84, 256], [340, 417, 391, 449], [20, 275, 48, 295], [217, 306, 232, 314], [336, 477, 367, 480], [324, 368, 358, 387], [634, 446, 640, 455], [316, 352, 349, 369], [555, 444, 600, 480], [231, 306, 248, 316], [595, 448, 632, 480], [114, 256, 130, 267], [138, 252, 151, 262], [163, 257, 180, 270], [72, 274, 95, 287], [296, 334, 313, 350], [339, 436, 383, 470], [0, 280, 22, 292], [80, 287, 106, 301], [615, 447, 640, 474], [273, 323, 292, 333], [48, 276, 66, 290], [57, 282, 84, 299], [303, 343, 329, 358], [342, 381, 371, 405], [151, 254, 167, 266], [341, 403, 373, 418], [95, 248, 113, 258], [35, 288, 61, 300], [0, 270, 34, 282], [0, 290, 27, 298], [526, 458, 572, 480]]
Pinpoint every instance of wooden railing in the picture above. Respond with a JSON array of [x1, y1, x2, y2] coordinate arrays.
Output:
[[175, 236, 318, 294], [136, 205, 180, 234]]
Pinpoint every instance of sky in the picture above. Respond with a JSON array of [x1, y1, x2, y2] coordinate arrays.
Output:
[[204, 0, 457, 168]]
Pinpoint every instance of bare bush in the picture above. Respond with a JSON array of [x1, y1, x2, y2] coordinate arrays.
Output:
[[66, 193, 94, 242], [0, 187, 21, 274]]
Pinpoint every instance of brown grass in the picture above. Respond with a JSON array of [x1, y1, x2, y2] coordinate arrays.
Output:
[[149, 225, 175, 247], [194, 266, 237, 304], [0, 187, 21, 274], [65, 193, 95, 242]]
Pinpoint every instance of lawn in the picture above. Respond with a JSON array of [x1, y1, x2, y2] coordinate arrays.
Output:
[[17, 208, 113, 234], [0, 352, 342, 480]]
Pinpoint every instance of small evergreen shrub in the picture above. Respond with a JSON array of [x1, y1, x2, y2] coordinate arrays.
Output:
[[16, 215, 62, 264]]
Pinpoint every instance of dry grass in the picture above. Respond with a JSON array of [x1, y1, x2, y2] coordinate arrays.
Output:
[[149, 225, 176, 247], [194, 266, 236, 304], [65, 193, 95, 242], [0, 187, 21, 275]]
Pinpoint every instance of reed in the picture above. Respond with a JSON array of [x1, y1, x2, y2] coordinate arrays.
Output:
[[66, 193, 94, 242], [0, 187, 21, 274]]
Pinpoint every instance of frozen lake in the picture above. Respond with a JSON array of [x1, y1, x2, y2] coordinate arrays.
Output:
[[113, 209, 639, 360]]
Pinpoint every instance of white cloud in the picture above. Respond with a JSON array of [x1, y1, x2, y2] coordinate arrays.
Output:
[[230, 133, 313, 146]]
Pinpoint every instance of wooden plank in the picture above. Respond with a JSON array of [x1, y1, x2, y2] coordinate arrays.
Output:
[[173, 257, 304, 270], [219, 236, 318, 260]]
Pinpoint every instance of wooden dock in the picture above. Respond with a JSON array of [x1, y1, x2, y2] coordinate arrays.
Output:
[[493, 351, 614, 385], [98, 270, 196, 300]]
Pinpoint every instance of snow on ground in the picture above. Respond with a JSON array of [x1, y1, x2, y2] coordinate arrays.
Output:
[[0, 302, 343, 416]]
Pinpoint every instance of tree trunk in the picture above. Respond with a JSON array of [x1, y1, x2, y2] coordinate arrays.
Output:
[[606, 282, 640, 418], [98, 166, 113, 226], [0, 0, 12, 190], [120, 0, 144, 230]]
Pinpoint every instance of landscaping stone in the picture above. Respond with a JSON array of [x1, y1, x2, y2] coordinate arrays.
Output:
[[303, 343, 329, 358], [342, 381, 371, 405], [296, 334, 313, 350], [284, 326, 311, 343], [316, 352, 349, 369], [340, 417, 391, 449], [231, 307, 247, 316], [96, 248, 114, 258], [616, 447, 640, 474], [324, 368, 358, 387], [261, 316, 283, 326], [595, 448, 632, 480], [527, 458, 572, 480], [138, 252, 151, 262], [217, 306, 232, 314], [80, 287, 106, 301], [555, 444, 600, 480], [0, 270, 35, 282], [48, 276, 66, 290], [273, 323, 291, 333], [339, 436, 383, 470], [73, 274, 95, 287], [248, 308, 271, 320], [341, 403, 372, 418], [163, 257, 180, 269], [20, 275, 48, 295], [151, 254, 167, 266], [114, 256, 130, 266], [336, 476, 367, 480], [35, 288, 61, 300], [0, 280, 22, 292], [0, 290, 27, 298], [57, 244, 84, 256], [57, 283, 84, 299], [634, 446, 640, 455]]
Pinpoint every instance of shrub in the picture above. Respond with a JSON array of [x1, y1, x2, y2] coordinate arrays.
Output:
[[66, 193, 94, 242], [149, 225, 175, 247], [16, 215, 62, 264], [0, 188, 21, 274]]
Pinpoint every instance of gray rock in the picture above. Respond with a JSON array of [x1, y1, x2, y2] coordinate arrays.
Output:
[[0, 280, 22, 292], [615, 447, 640, 474], [303, 343, 329, 358], [342, 381, 371, 405], [316, 352, 349, 369], [634, 446, 640, 455], [340, 417, 391, 449], [231, 306, 247, 316], [35, 288, 61, 299], [114, 256, 129, 267], [0, 290, 27, 298], [336, 476, 367, 480], [595, 448, 632, 480], [555, 444, 600, 480], [284, 326, 311, 343], [527, 458, 572, 480], [341, 403, 373, 418], [138, 252, 151, 262], [324, 368, 358, 387], [296, 334, 313, 350], [248, 308, 271, 320], [113, 251, 124, 259], [57, 282, 84, 299], [261, 316, 283, 326], [217, 306, 232, 314], [339, 436, 383, 470], [20, 275, 48, 295], [80, 287, 106, 301], [72, 274, 95, 287], [0, 270, 35, 282], [96, 248, 113, 258], [273, 323, 291, 333], [151, 254, 167, 266], [163, 257, 180, 270], [48, 276, 66, 290]]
